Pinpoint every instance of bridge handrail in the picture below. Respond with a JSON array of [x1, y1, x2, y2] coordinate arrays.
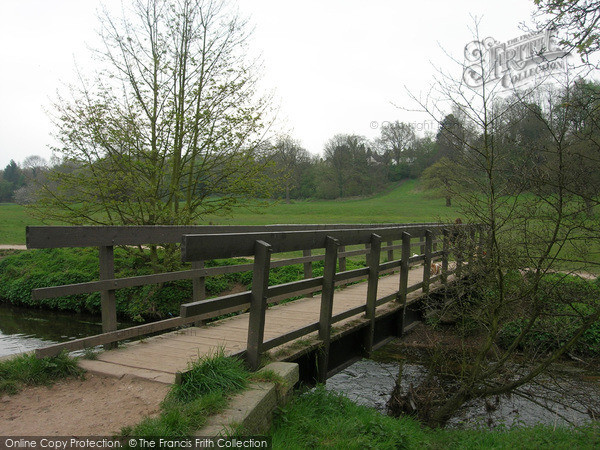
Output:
[[26, 222, 483, 365]]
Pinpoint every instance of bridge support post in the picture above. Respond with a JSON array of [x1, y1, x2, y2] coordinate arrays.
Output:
[[302, 249, 313, 297], [387, 240, 394, 263], [338, 246, 347, 287], [364, 234, 382, 354], [442, 229, 450, 284], [397, 232, 411, 335], [247, 240, 272, 371], [456, 227, 464, 279], [99, 245, 118, 349], [317, 236, 340, 383], [192, 260, 206, 326], [468, 227, 476, 274], [423, 230, 433, 295]]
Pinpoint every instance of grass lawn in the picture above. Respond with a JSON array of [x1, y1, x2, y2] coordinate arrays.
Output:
[[0, 203, 58, 245], [270, 387, 600, 449], [200, 180, 458, 225], [0, 181, 459, 245]]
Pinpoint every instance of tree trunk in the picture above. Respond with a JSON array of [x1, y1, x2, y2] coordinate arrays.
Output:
[[429, 390, 470, 427]]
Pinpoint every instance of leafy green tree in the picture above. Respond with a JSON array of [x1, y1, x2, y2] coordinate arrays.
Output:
[[30, 0, 274, 228], [434, 113, 466, 162], [408, 135, 438, 178], [376, 121, 416, 165], [0, 179, 13, 202], [420, 157, 462, 206], [320, 134, 385, 198], [267, 136, 314, 202], [0, 160, 24, 202]]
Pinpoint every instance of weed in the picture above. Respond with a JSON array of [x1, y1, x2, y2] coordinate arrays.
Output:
[[0, 352, 83, 395]]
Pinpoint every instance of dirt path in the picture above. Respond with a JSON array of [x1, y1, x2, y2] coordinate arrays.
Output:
[[0, 245, 26, 250], [0, 373, 169, 436]]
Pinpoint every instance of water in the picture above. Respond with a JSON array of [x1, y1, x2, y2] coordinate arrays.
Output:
[[326, 358, 600, 429], [0, 303, 122, 357]]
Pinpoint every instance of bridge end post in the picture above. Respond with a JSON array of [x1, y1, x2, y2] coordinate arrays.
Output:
[[99, 245, 118, 349], [396, 232, 411, 336], [364, 234, 382, 355], [317, 236, 340, 383], [246, 240, 272, 371], [422, 230, 433, 295], [442, 229, 450, 284]]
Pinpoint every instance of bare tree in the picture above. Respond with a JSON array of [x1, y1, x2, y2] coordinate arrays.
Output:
[[392, 21, 600, 427], [534, 0, 600, 64]]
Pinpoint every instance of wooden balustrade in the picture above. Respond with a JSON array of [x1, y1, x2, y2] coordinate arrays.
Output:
[[27, 222, 483, 362]]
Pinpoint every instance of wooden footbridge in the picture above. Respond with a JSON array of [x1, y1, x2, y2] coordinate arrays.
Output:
[[26, 223, 482, 384]]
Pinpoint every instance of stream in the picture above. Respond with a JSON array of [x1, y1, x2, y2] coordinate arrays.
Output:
[[326, 355, 600, 429], [0, 303, 131, 358]]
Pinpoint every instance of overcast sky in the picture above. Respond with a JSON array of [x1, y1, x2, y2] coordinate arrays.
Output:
[[0, 0, 540, 169]]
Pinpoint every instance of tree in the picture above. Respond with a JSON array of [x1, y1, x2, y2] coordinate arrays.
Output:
[[320, 134, 385, 198], [267, 136, 314, 203], [376, 121, 416, 165], [31, 0, 274, 228], [0, 160, 24, 202], [420, 157, 462, 206], [434, 113, 467, 162], [394, 22, 600, 427], [14, 155, 49, 205], [534, 0, 600, 62], [408, 135, 437, 178]]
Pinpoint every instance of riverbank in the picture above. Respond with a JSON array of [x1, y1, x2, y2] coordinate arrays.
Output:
[[0, 372, 169, 435]]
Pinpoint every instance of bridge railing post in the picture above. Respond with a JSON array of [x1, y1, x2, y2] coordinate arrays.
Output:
[[442, 228, 450, 284], [387, 240, 394, 263], [397, 232, 411, 335], [246, 240, 272, 371], [338, 245, 347, 287], [468, 226, 476, 274], [302, 249, 313, 297], [192, 260, 206, 326], [456, 227, 464, 279], [338, 246, 346, 272], [365, 233, 382, 354], [422, 230, 433, 294], [317, 236, 340, 383], [99, 245, 118, 349]]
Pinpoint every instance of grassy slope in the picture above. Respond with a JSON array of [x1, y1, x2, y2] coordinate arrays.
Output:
[[0, 181, 459, 244], [201, 180, 458, 225]]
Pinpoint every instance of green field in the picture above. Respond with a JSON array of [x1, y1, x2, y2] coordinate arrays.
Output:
[[0, 181, 459, 245], [201, 180, 458, 225]]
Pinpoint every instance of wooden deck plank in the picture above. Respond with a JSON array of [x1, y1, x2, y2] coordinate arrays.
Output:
[[83, 263, 455, 379]]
